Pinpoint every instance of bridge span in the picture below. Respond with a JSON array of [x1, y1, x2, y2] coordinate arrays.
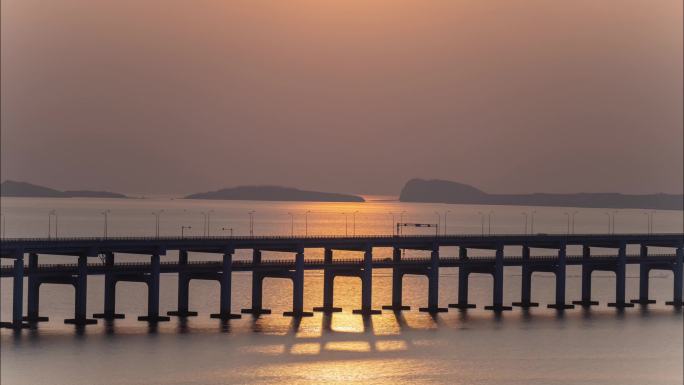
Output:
[[1, 233, 682, 329]]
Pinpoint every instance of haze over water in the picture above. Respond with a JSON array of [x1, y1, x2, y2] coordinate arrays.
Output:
[[1, 197, 683, 385]]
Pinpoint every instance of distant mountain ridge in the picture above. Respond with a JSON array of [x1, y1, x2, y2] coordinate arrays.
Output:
[[185, 185, 364, 202], [400, 179, 684, 210], [1, 180, 127, 198]]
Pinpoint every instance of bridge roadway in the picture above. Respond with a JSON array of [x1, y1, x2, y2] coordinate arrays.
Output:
[[0, 254, 677, 277], [1, 233, 682, 329]]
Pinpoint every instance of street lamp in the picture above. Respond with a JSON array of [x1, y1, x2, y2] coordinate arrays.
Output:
[[101, 210, 111, 238], [201, 210, 214, 236], [478, 212, 485, 235], [287, 212, 294, 236], [570, 211, 579, 234], [434, 211, 441, 236], [399, 211, 406, 235], [388, 212, 396, 235], [443, 210, 451, 235], [341, 212, 348, 236], [181, 225, 192, 238], [48, 209, 58, 238], [564, 212, 570, 235], [152, 209, 164, 238], [221, 227, 234, 236], [488, 211, 494, 235], [248, 210, 255, 236], [305, 210, 312, 236], [530, 210, 537, 234], [352, 211, 359, 236], [521, 212, 528, 235]]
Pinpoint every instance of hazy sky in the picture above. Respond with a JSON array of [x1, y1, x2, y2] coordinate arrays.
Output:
[[1, 0, 682, 195]]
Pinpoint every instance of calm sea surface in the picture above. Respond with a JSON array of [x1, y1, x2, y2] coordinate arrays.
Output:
[[1, 197, 683, 385]]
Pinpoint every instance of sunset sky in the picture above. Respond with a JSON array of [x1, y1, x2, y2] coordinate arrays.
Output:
[[1, 0, 682, 195]]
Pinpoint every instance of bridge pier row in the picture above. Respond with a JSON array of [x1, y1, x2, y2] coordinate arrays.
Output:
[[666, 246, 683, 307], [353, 248, 381, 315], [93, 253, 126, 320], [382, 248, 411, 311], [167, 250, 199, 317], [573, 246, 599, 307], [314, 248, 342, 313], [631, 246, 656, 305], [24, 253, 49, 322], [484, 246, 512, 312], [548, 245, 575, 310], [0, 256, 29, 329], [607, 243, 634, 308], [211, 251, 241, 320], [137, 254, 171, 323], [513, 246, 539, 308], [284, 250, 313, 317], [65, 255, 97, 325], [449, 247, 476, 309], [419, 247, 448, 313], [241, 250, 272, 315]]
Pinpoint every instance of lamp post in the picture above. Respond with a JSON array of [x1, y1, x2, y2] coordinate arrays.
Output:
[[488, 211, 494, 235], [181, 225, 192, 238], [248, 210, 255, 236], [341, 212, 348, 236], [564, 212, 571, 235], [570, 211, 579, 234], [478, 212, 485, 235], [0, 213, 5, 238], [152, 209, 164, 238], [399, 211, 406, 235], [530, 210, 537, 234], [604, 212, 611, 233], [434, 211, 441, 236], [48, 210, 58, 238], [388, 212, 396, 235], [287, 212, 294, 236], [443, 210, 451, 235], [305, 210, 311, 236], [521, 212, 528, 235], [352, 211, 359, 236], [201, 210, 214, 236], [101, 210, 110, 238]]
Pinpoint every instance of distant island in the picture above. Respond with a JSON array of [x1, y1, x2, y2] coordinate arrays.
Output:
[[0, 180, 128, 198], [399, 178, 684, 210], [185, 185, 365, 202]]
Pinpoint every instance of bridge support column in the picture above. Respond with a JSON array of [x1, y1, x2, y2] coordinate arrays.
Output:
[[242, 250, 271, 315], [24, 253, 49, 322], [1, 257, 29, 329], [285, 250, 313, 317], [138, 254, 170, 322], [608, 243, 633, 308], [168, 250, 199, 317], [631, 245, 655, 305], [65, 255, 97, 325], [383, 247, 410, 311], [314, 248, 342, 313], [211, 251, 241, 320], [573, 245, 599, 307], [353, 248, 381, 315], [94, 253, 125, 319], [666, 246, 683, 307], [513, 246, 539, 308], [420, 247, 447, 313], [485, 246, 512, 311], [449, 247, 476, 309], [548, 245, 574, 310]]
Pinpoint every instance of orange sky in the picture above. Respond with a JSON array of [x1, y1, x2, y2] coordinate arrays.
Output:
[[1, 0, 682, 194]]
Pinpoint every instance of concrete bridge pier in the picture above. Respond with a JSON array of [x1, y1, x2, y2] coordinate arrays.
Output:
[[353, 248, 381, 315], [573, 246, 599, 307], [449, 247, 476, 309], [65, 255, 97, 325], [607, 244, 633, 308], [167, 250, 199, 317], [211, 251, 241, 320], [241, 250, 272, 315], [631, 246, 656, 305], [548, 245, 575, 310], [0, 256, 29, 329], [666, 246, 683, 307], [314, 248, 342, 313], [137, 254, 170, 322], [513, 246, 539, 308], [93, 253, 126, 319], [24, 253, 49, 322], [382, 248, 410, 311], [284, 250, 313, 317], [485, 246, 512, 312], [419, 247, 448, 313]]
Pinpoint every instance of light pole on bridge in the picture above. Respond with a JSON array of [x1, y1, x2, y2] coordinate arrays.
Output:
[[152, 209, 164, 238], [101, 210, 110, 238], [287, 212, 294, 236], [248, 210, 255, 236]]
